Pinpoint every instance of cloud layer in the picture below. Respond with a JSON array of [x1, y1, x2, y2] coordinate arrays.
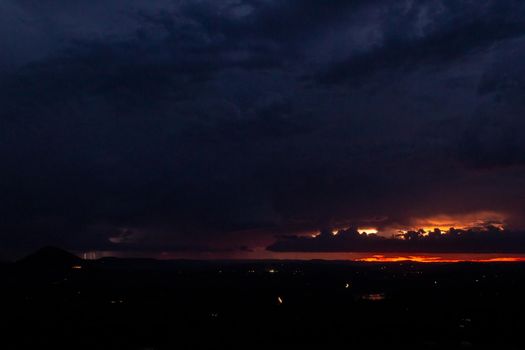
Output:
[[268, 226, 525, 253], [2, 1, 525, 257]]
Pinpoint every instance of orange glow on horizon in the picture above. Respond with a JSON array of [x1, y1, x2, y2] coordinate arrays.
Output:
[[405, 211, 506, 233], [358, 228, 378, 235], [357, 255, 525, 263]]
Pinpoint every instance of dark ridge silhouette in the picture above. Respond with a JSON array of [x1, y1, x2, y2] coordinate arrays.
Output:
[[96, 256, 167, 271], [16, 246, 82, 269], [3, 255, 525, 348]]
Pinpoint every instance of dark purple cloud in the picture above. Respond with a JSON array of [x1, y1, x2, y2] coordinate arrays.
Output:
[[267, 226, 525, 253]]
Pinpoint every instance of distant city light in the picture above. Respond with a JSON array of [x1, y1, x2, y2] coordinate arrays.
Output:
[[361, 293, 385, 301]]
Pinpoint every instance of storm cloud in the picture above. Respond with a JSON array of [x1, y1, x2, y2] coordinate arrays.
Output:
[[267, 226, 525, 254], [2, 1, 525, 258]]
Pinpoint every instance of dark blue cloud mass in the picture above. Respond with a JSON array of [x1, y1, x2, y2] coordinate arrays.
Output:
[[1, 0, 525, 258]]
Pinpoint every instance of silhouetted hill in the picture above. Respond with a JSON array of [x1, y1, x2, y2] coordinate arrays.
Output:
[[16, 246, 82, 270]]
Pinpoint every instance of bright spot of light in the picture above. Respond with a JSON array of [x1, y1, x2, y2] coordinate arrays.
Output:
[[359, 228, 378, 235], [277, 296, 283, 304]]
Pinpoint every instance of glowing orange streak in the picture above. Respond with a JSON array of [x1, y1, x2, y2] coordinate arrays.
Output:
[[356, 255, 525, 263]]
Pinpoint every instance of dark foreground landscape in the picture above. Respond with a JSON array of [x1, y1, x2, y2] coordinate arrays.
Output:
[[2, 248, 525, 349]]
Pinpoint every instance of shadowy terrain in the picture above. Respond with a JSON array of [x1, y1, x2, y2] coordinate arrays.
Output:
[[2, 248, 525, 349]]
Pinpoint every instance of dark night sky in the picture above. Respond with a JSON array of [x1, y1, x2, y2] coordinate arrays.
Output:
[[2, 1, 525, 259]]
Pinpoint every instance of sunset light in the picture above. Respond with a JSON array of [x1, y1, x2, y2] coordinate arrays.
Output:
[[357, 255, 525, 263], [359, 228, 378, 235], [405, 211, 507, 233]]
